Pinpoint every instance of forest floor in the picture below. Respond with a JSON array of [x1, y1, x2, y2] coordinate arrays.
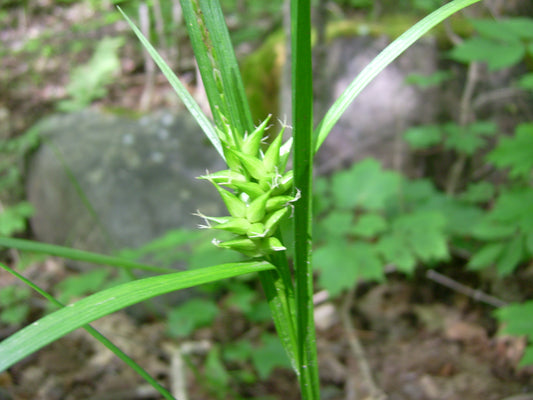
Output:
[[1, 258, 533, 400], [1, 2, 533, 400]]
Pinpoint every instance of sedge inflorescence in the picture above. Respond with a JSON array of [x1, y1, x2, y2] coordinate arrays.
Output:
[[197, 115, 298, 258]]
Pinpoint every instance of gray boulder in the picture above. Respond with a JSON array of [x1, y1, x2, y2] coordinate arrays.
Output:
[[314, 35, 438, 172], [26, 109, 225, 263]]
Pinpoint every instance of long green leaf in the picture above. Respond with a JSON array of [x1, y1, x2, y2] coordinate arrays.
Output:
[[199, 0, 254, 134], [0, 237, 176, 274], [291, 0, 320, 398], [117, 7, 224, 159], [0, 260, 274, 372], [314, 0, 483, 152], [179, 0, 227, 130], [0, 263, 175, 400]]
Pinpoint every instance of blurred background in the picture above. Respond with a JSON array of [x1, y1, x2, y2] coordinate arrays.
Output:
[[1, 1, 533, 399]]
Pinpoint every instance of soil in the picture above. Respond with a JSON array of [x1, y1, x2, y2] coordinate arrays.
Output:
[[1, 2, 533, 400], [1, 259, 533, 400]]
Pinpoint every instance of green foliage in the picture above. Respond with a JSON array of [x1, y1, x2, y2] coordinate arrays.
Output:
[[58, 36, 124, 111], [450, 17, 533, 70], [331, 159, 401, 210], [0, 202, 34, 237], [518, 73, 533, 92], [250, 333, 292, 379], [0, 1, 487, 399], [313, 159, 453, 295], [468, 187, 533, 275], [404, 70, 452, 88], [55, 269, 112, 304], [167, 298, 219, 338], [487, 123, 533, 180], [0, 124, 40, 237], [494, 301, 533, 367], [0, 286, 31, 325], [403, 121, 497, 154]]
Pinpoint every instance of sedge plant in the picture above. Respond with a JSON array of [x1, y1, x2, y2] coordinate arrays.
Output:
[[0, 0, 483, 399]]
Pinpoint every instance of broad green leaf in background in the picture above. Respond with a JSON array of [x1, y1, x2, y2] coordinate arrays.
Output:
[[518, 73, 533, 91], [58, 37, 124, 111], [488, 189, 533, 233], [391, 211, 448, 263], [468, 242, 505, 271], [496, 235, 524, 276], [316, 210, 354, 239], [443, 121, 497, 155], [0, 202, 34, 236], [403, 124, 443, 149], [405, 70, 452, 88], [314, 240, 383, 296], [494, 300, 533, 367], [459, 182, 495, 204], [449, 37, 525, 70], [55, 269, 110, 304], [527, 231, 533, 255], [471, 18, 533, 41], [331, 159, 401, 211], [205, 346, 231, 395], [488, 123, 533, 179], [0, 286, 31, 325], [376, 234, 417, 274], [0, 260, 274, 372], [351, 213, 388, 238], [167, 298, 219, 338], [470, 220, 516, 241], [251, 333, 292, 379]]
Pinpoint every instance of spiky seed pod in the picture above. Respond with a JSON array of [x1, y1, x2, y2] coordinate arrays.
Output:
[[198, 115, 296, 258], [212, 184, 246, 218], [213, 217, 252, 235], [198, 169, 247, 185], [272, 170, 293, 195], [225, 180, 265, 199], [248, 222, 266, 238], [263, 207, 290, 234], [262, 237, 286, 252], [216, 237, 258, 252], [266, 195, 296, 212], [246, 190, 272, 223], [242, 115, 271, 156], [262, 130, 283, 174], [227, 148, 266, 182]]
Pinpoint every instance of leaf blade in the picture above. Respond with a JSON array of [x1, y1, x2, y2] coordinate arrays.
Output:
[[0, 260, 274, 372], [314, 0, 483, 152]]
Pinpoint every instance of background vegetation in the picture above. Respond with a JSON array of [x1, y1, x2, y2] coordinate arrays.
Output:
[[0, 0, 532, 399]]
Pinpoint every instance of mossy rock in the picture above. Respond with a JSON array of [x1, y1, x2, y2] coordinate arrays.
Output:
[[241, 14, 474, 121], [241, 30, 286, 122]]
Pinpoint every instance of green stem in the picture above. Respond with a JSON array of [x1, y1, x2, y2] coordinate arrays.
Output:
[[290, 0, 320, 398]]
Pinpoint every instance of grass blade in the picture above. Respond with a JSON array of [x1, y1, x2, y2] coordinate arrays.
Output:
[[117, 7, 224, 159], [314, 0, 483, 152], [0, 237, 176, 274], [0, 263, 176, 400], [199, 0, 254, 133], [0, 260, 274, 372]]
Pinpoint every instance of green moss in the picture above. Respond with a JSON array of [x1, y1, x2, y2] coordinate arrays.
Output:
[[241, 13, 476, 120], [241, 30, 286, 122]]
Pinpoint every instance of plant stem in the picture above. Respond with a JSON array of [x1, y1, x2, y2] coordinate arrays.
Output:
[[290, 0, 320, 398]]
